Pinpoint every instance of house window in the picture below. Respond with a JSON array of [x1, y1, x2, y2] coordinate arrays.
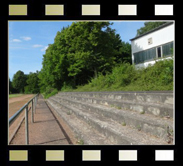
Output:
[[162, 41, 173, 57], [148, 38, 153, 45], [133, 41, 173, 65], [157, 47, 162, 58], [134, 48, 156, 64]]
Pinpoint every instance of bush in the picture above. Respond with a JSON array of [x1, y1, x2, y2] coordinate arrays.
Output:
[[24, 86, 31, 94], [43, 86, 58, 98], [44, 89, 58, 99], [75, 59, 173, 92], [133, 59, 173, 90], [61, 82, 74, 92], [112, 62, 136, 86]]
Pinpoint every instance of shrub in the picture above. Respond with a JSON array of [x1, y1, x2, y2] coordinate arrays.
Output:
[[44, 89, 58, 99], [43, 86, 58, 98], [75, 59, 173, 92], [61, 82, 74, 92]]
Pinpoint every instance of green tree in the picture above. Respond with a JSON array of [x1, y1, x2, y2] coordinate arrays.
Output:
[[39, 27, 71, 91], [12, 70, 27, 93], [39, 21, 131, 91], [9, 78, 17, 94], [64, 22, 121, 79], [24, 71, 40, 93], [116, 42, 132, 64], [136, 22, 168, 36], [9, 78, 13, 94]]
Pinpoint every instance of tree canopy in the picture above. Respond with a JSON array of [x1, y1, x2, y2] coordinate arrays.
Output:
[[38, 21, 131, 92], [24, 71, 40, 93], [9, 78, 17, 94], [12, 70, 27, 93], [11, 70, 40, 94], [10, 22, 132, 94], [136, 22, 168, 36]]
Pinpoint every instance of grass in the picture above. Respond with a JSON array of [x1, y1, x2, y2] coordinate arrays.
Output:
[[42, 88, 58, 99], [77, 139, 84, 145], [67, 111, 72, 115], [9, 94, 24, 98], [140, 110, 145, 114], [122, 122, 126, 126], [137, 125, 141, 131], [110, 104, 122, 110]]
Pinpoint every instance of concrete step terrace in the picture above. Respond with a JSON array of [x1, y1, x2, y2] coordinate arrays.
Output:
[[48, 96, 172, 145], [57, 94, 173, 118], [52, 95, 173, 141]]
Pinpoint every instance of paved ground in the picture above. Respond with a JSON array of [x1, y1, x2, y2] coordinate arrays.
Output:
[[10, 95, 77, 145]]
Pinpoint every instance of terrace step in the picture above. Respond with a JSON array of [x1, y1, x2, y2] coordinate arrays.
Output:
[[52, 95, 173, 141], [48, 96, 171, 145], [58, 91, 173, 105], [57, 93, 173, 118], [47, 98, 113, 145]]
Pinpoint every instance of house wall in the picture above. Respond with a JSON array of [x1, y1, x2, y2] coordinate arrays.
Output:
[[131, 23, 174, 65]]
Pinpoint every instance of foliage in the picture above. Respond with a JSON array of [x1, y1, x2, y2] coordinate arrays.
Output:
[[86, 62, 136, 90], [24, 71, 40, 94], [10, 70, 40, 94], [12, 70, 27, 93], [131, 59, 173, 90], [45, 89, 58, 99], [38, 22, 132, 92], [43, 87, 58, 99], [74, 59, 173, 92], [117, 42, 132, 64], [9, 78, 18, 94], [136, 22, 168, 36], [61, 82, 74, 92], [10, 22, 173, 97]]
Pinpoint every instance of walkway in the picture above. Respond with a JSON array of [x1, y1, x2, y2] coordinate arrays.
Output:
[[10, 95, 75, 145]]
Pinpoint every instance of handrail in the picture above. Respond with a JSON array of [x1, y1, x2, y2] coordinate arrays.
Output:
[[9, 93, 39, 144]]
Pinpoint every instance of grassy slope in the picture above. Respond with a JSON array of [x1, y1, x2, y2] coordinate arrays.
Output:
[[44, 58, 174, 98], [70, 58, 174, 92]]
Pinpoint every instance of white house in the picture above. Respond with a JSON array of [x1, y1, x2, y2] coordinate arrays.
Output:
[[130, 22, 174, 68]]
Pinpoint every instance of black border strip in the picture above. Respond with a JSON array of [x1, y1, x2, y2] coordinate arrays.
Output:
[[1, 1, 180, 166]]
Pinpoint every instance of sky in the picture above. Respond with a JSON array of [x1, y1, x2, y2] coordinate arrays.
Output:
[[9, 21, 145, 81]]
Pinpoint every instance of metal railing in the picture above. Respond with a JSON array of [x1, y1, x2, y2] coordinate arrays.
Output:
[[9, 93, 39, 145]]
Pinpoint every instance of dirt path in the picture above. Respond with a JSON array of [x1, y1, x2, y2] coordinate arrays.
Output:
[[9, 94, 34, 104], [9, 94, 34, 118]]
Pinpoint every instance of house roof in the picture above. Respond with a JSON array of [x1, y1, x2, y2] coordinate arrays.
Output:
[[130, 22, 174, 41]]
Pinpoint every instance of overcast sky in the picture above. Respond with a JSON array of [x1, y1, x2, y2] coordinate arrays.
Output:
[[8, 21, 145, 80]]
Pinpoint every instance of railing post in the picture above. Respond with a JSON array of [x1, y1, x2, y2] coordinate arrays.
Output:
[[34, 97, 36, 114], [9, 93, 38, 145], [31, 99, 34, 123], [25, 105, 29, 145], [35, 94, 38, 112]]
